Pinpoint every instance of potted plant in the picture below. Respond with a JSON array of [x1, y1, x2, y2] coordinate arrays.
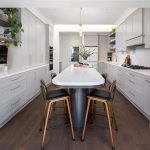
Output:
[[112, 28, 116, 33], [1, 8, 24, 47], [79, 45, 95, 64]]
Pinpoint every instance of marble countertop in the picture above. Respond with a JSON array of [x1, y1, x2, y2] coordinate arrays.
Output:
[[52, 65, 104, 86], [103, 61, 150, 77], [0, 64, 49, 79]]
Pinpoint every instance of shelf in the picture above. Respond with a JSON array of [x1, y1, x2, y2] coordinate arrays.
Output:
[[109, 32, 115, 37], [0, 37, 13, 44], [0, 18, 10, 27], [109, 39, 116, 45], [110, 47, 116, 51]]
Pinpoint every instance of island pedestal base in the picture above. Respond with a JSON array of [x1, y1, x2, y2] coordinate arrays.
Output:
[[70, 88, 89, 133]]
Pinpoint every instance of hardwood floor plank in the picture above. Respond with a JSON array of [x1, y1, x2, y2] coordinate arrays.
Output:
[[0, 90, 150, 150]]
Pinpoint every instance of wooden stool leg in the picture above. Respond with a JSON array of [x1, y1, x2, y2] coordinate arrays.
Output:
[[41, 102, 52, 149], [90, 100, 95, 124], [40, 102, 48, 131], [109, 102, 118, 130], [65, 98, 75, 140], [105, 101, 115, 149], [91, 100, 94, 114], [64, 100, 67, 124], [49, 102, 54, 119], [82, 98, 91, 140]]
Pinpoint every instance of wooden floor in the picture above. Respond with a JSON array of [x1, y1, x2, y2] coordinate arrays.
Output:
[[0, 87, 150, 150]]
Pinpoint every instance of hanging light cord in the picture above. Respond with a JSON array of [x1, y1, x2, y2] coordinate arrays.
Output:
[[80, 8, 82, 26]]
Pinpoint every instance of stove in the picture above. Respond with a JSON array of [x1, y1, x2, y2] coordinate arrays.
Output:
[[126, 65, 150, 69]]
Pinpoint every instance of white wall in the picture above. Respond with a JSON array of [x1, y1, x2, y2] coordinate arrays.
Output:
[[6, 9, 49, 72], [98, 35, 109, 61], [59, 33, 110, 71], [60, 33, 80, 70], [117, 46, 150, 67], [53, 25, 116, 73]]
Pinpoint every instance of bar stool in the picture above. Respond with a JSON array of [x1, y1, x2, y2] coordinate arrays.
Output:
[[102, 73, 107, 87], [82, 80, 118, 149], [51, 72, 57, 79], [40, 80, 75, 150]]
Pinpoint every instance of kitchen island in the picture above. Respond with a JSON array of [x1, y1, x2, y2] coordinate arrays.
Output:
[[53, 64, 104, 132]]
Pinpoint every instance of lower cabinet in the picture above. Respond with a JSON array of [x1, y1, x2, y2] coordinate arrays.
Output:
[[0, 64, 50, 127], [99, 62, 150, 120], [143, 77, 150, 118]]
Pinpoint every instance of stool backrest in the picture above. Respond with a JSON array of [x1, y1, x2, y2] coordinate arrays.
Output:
[[109, 80, 116, 101], [102, 73, 107, 85], [40, 80, 47, 100], [51, 73, 57, 79]]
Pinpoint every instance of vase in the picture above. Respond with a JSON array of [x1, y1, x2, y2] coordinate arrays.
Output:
[[82, 59, 88, 64]]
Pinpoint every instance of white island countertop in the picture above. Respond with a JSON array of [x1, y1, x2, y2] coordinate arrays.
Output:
[[52, 65, 104, 87]]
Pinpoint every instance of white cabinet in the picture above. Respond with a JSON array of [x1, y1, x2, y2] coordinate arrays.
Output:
[[0, 64, 50, 127], [144, 8, 150, 48], [101, 62, 150, 120], [125, 71, 144, 110], [126, 8, 144, 46], [116, 22, 126, 52], [126, 15, 133, 41], [132, 8, 143, 38], [98, 62, 104, 74], [143, 77, 150, 119]]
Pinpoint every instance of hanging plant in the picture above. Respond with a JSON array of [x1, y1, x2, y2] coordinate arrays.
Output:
[[1, 8, 24, 47]]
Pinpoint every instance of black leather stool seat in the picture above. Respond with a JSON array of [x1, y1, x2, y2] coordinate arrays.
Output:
[[46, 89, 69, 100], [89, 89, 111, 100]]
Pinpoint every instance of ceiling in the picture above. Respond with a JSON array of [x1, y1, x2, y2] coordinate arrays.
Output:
[[0, 0, 150, 8], [38, 8, 128, 24]]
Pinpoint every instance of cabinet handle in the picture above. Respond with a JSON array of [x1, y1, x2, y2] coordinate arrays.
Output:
[[129, 91, 135, 97], [129, 73, 135, 77], [145, 79, 150, 83], [10, 85, 21, 91], [129, 80, 135, 84], [11, 76, 20, 81]]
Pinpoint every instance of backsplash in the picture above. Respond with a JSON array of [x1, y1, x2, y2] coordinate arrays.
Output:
[[117, 46, 150, 67]]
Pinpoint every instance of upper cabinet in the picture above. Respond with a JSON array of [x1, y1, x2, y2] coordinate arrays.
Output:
[[126, 8, 144, 47], [126, 15, 133, 41], [132, 8, 143, 38], [116, 8, 150, 49], [116, 21, 126, 52], [144, 8, 150, 48]]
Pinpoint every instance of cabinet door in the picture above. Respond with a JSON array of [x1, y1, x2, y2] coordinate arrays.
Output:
[[122, 21, 127, 51], [116, 25, 121, 51], [144, 8, 150, 48], [0, 102, 12, 125], [144, 78, 150, 118], [132, 8, 143, 39], [116, 22, 126, 52], [126, 15, 133, 40]]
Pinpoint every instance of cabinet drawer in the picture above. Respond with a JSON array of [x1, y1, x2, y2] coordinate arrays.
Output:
[[126, 71, 143, 91], [10, 79, 26, 97], [0, 103, 12, 125], [10, 73, 26, 83], [0, 73, 26, 89], [0, 86, 12, 106], [126, 85, 143, 109]]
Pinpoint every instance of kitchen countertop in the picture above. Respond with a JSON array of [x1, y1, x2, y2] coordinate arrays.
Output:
[[101, 61, 150, 77], [52, 64, 104, 86], [0, 64, 49, 79]]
